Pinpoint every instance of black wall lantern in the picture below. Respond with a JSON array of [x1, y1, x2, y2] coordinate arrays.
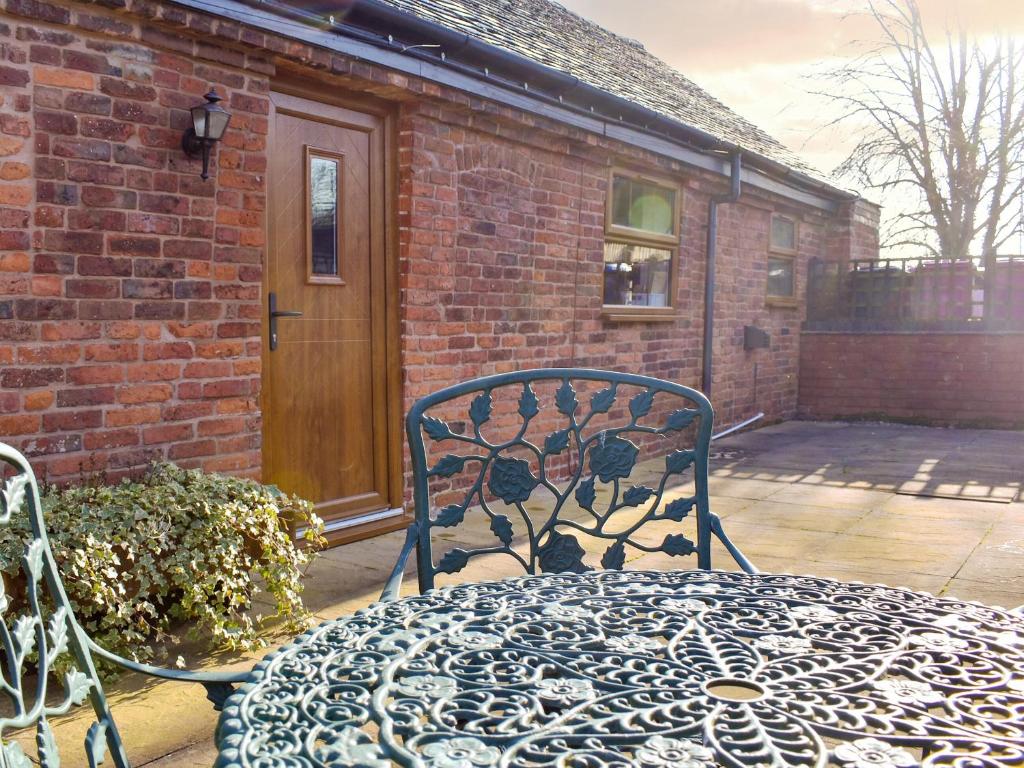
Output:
[[181, 89, 232, 180]]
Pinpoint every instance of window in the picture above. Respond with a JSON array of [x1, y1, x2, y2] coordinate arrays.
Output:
[[306, 146, 344, 283], [767, 257, 795, 298], [604, 170, 680, 318], [767, 214, 797, 304], [603, 243, 673, 308], [770, 214, 796, 253]]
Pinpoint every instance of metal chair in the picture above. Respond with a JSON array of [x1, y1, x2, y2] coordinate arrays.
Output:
[[0, 442, 246, 768], [383, 368, 755, 599]]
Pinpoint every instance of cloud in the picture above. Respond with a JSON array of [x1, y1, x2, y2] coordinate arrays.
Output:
[[558, 0, 1024, 73]]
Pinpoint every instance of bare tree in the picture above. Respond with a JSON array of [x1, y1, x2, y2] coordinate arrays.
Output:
[[820, 0, 1024, 259]]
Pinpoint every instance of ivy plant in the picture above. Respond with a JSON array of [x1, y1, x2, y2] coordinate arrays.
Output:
[[0, 462, 325, 671]]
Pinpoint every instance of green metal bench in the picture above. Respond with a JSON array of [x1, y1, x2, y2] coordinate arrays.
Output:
[[0, 442, 247, 768], [383, 368, 755, 600]]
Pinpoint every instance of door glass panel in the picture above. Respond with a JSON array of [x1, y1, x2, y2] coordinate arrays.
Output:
[[603, 242, 673, 307], [309, 153, 340, 277]]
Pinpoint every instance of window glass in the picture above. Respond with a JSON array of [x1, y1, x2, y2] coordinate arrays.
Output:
[[611, 175, 676, 236], [603, 242, 672, 307], [767, 256, 795, 298], [771, 215, 796, 252], [309, 155, 339, 277]]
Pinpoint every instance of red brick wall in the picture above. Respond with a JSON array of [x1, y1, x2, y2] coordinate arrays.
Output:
[[798, 332, 1024, 428], [698, 200, 817, 423], [0, 0, 269, 481], [398, 101, 828, 435], [0, 0, 870, 486]]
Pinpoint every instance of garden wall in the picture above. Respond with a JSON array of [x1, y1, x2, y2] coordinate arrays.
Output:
[[798, 332, 1024, 428]]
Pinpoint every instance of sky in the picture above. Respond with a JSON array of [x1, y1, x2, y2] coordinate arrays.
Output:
[[557, 0, 1024, 195]]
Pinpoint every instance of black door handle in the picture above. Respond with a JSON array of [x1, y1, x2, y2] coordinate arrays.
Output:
[[268, 292, 303, 351]]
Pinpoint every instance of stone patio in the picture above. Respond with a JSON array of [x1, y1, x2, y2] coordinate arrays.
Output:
[[43, 421, 1024, 766]]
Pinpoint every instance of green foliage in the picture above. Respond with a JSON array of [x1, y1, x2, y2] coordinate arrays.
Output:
[[0, 463, 325, 669]]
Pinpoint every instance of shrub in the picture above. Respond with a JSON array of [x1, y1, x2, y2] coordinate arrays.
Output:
[[0, 462, 325, 669]]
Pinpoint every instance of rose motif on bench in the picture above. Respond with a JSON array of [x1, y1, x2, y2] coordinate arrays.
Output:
[[538, 530, 589, 574], [488, 457, 538, 504], [588, 436, 639, 482]]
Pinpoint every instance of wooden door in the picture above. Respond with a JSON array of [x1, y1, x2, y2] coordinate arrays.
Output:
[[264, 89, 400, 544]]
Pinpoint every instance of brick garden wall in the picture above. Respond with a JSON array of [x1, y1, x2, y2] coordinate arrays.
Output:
[[798, 332, 1024, 428], [0, 0, 868, 486]]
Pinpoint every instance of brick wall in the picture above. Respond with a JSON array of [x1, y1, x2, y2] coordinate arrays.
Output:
[[0, 0, 269, 481], [398, 100, 830, 437], [798, 332, 1024, 428], [824, 199, 879, 266], [0, 0, 868, 486]]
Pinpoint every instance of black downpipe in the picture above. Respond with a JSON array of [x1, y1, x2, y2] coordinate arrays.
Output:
[[702, 152, 742, 395]]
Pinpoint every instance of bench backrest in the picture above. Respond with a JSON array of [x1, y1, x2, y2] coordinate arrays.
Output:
[[405, 368, 747, 592]]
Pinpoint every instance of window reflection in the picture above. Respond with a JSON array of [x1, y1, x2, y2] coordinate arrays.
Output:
[[771, 215, 796, 252], [310, 155, 339, 277], [768, 256, 795, 297], [611, 176, 676, 236], [603, 242, 672, 307]]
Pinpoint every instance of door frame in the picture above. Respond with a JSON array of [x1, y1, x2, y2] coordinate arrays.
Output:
[[264, 76, 405, 545]]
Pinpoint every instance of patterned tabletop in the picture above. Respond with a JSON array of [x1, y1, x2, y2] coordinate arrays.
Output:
[[215, 570, 1024, 767]]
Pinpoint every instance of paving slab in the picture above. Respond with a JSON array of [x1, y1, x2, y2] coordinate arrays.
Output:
[[705, 477, 787, 500], [713, 521, 841, 563], [764, 484, 893, 510], [954, 530, 1024, 590], [878, 493, 1014, 522], [713, 420, 1022, 501], [781, 563, 952, 595], [31, 419, 1024, 766], [942, 577, 1024, 609], [808, 532, 981, 578], [725, 500, 867, 533], [843, 509, 993, 547]]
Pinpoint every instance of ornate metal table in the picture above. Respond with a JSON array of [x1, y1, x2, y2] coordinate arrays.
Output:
[[215, 570, 1024, 767]]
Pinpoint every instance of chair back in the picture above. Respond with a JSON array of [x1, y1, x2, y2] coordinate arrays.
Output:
[[0, 443, 129, 768], [406, 368, 749, 592]]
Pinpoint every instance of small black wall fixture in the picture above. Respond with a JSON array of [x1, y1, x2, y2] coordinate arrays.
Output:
[[181, 89, 232, 181]]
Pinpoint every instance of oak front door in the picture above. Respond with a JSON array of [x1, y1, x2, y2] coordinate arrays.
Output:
[[263, 88, 400, 544]]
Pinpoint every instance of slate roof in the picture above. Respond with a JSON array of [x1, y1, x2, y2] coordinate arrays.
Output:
[[371, 0, 835, 188]]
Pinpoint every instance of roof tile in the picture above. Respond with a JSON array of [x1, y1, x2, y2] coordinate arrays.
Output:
[[375, 0, 831, 184]]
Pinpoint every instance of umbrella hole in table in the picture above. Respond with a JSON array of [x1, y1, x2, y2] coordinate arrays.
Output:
[[703, 678, 767, 702]]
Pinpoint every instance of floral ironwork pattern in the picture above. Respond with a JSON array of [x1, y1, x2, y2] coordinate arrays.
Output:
[[0, 445, 129, 768], [216, 570, 1024, 767], [0, 443, 248, 766], [404, 370, 753, 592]]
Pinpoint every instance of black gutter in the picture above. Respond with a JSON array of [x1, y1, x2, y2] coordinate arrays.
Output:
[[253, 0, 855, 203], [702, 151, 742, 395]]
